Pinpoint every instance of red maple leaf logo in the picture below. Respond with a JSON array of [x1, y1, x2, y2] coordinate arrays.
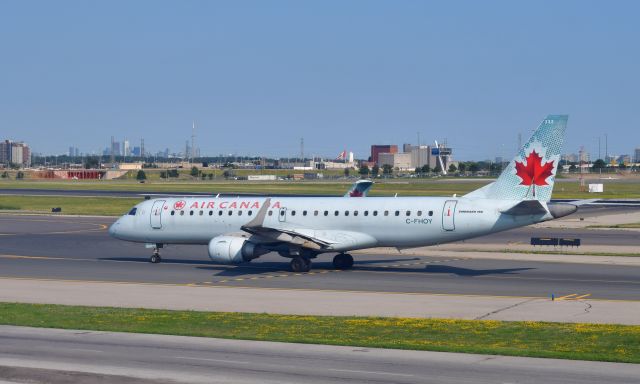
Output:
[[173, 200, 186, 210], [515, 150, 555, 187]]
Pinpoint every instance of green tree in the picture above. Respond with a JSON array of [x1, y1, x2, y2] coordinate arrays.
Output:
[[16, 171, 24, 179], [168, 169, 179, 178], [136, 170, 146, 181], [448, 164, 457, 173], [421, 164, 430, 174], [359, 164, 370, 176], [190, 166, 200, 177], [159, 171, 167, 179], [0, 171, 8, 179], [458, 162, 467, 173], [208, 173, 214, 180], [433, 162, 443, 174], [468, 162, 480, 173], [592, 159, 606, 170], [344, 167, 351, 177], [382, 164, 393, 175], [84, 157, 100, 169], [371, 164, 380, 177]]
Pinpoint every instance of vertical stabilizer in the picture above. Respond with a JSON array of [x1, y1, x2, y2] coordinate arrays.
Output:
[[467, 115, 568, 202]]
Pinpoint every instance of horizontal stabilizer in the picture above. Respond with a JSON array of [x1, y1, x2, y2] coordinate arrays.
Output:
[[500, 200, 548, 216]]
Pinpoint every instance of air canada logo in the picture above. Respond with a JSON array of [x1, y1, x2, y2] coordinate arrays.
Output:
[[173, 200, 186, 210], [515, 149, 555, 197]]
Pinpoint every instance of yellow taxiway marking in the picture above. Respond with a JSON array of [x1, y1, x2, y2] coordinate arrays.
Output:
[[0, 223, 107, 236], [556, 293, 592, 301]]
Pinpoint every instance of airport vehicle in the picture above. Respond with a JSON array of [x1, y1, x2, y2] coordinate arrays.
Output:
[[110, 115, 577, 272]]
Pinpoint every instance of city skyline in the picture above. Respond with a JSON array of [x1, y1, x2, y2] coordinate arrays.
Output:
[[1, 1, 639, 160]]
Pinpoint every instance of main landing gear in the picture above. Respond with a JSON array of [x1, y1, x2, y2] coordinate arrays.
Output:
[[290, 257, 311, 273], [150, 244, 163, 264], [332, 253, 354, 270]]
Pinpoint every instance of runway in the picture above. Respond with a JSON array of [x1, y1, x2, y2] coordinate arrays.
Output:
[[1, 326, 638, 384], [0, 214, 639, 301]]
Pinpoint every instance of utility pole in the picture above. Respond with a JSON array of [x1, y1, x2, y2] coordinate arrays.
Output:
[[191, 121, 196, 164], [605, 133, 608, 162], [141, 138, 145, 159], [300, 137, 304, 163], [598, 136, 601, 160]]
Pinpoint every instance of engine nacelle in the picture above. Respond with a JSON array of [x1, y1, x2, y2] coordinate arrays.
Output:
[[207, 236, 266, 264]]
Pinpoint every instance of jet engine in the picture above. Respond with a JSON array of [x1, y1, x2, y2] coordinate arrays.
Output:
[[207, 236, 267, 264]]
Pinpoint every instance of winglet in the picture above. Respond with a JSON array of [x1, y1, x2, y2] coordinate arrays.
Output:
[[243, 198, 271, 229]]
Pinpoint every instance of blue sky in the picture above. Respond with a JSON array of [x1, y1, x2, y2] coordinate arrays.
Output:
[[1, 0, 638, 160]]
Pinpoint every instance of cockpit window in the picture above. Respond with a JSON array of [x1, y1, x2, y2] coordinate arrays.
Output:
[[128, 207, 137, 216]]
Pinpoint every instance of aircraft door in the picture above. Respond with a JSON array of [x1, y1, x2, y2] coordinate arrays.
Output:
[[278, 207, 287, 222], [150, 200, 165, 229], [442, 200, 457, 231]]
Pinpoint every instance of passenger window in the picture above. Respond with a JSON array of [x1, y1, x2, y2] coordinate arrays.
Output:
[[280, 210, 285, 216], [248, 210, 253, 216], [429, 210, 433, 216], [218, 210, 223, 216], [364, 211, 369, 216], [170, 211, 175, 216], [180, 211, 185, 216], [238, 211, 242, 216], [384, 211, 389, 216], [314, 210, 318, 216], [190, 211, 194, 216], [324, 211, 329, 216], [291, 211, 296, 216], [373, 211, 378, 216], [354, 211, 358, 216], [199, 210, 204, 216], [228, 211, 232, 216], [417, 211, 422, 216], [334, 210, 339, 216], [209, 210, 213, 216], [268, 210, 273, 216], [345, 211, 349, 216], [303, 210, 307, 216], [406, 211, 411, 216]]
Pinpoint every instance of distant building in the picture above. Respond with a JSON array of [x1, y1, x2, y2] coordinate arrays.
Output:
[[370, 145, 398, 164], [378, 152, 412, 170], [0, 140, 31, 167], [635, 148, 640, 163], [619, 154, 631, 165], [132, 146, 141, 157], [68, 146, 80, 157]]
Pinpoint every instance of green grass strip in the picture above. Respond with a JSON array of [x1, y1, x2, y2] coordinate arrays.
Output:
[[0, 196, 141, 216], [0, 303, 638, 363]]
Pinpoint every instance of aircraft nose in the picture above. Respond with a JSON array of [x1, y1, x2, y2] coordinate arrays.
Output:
[[108, 219, 120, 238]]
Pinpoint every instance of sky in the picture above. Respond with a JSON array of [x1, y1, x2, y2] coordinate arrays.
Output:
[[0, 0, 639, 160]]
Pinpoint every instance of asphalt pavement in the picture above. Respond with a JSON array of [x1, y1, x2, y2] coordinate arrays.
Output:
[[1, 326, 638, 384]]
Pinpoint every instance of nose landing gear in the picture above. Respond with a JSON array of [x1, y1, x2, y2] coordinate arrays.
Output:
[[150, 244, 163, 263]]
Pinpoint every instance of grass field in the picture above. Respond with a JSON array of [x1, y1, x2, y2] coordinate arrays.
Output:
[[0, 195, 141, 216], [0, 303, 638, 363], [1, 178, 639, 199], [1, 178, 639, 216]]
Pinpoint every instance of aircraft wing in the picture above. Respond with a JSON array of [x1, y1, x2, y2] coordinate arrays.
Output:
[[241, 198, 376, 251]]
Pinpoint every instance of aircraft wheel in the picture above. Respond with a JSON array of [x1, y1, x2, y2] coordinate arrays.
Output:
[[150, 254, 161, 264], [333, 253, 354, 270], [290, 257, 311, 273]]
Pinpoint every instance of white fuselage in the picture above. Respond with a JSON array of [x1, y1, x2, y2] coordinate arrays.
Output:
[[109, 196, 552, 252]]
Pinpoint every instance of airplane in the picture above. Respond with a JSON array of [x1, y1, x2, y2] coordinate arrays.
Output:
[[109, 115, 577, 272]]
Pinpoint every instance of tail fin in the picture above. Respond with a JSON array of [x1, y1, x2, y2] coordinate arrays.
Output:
[[466, 115, 568, 202]]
